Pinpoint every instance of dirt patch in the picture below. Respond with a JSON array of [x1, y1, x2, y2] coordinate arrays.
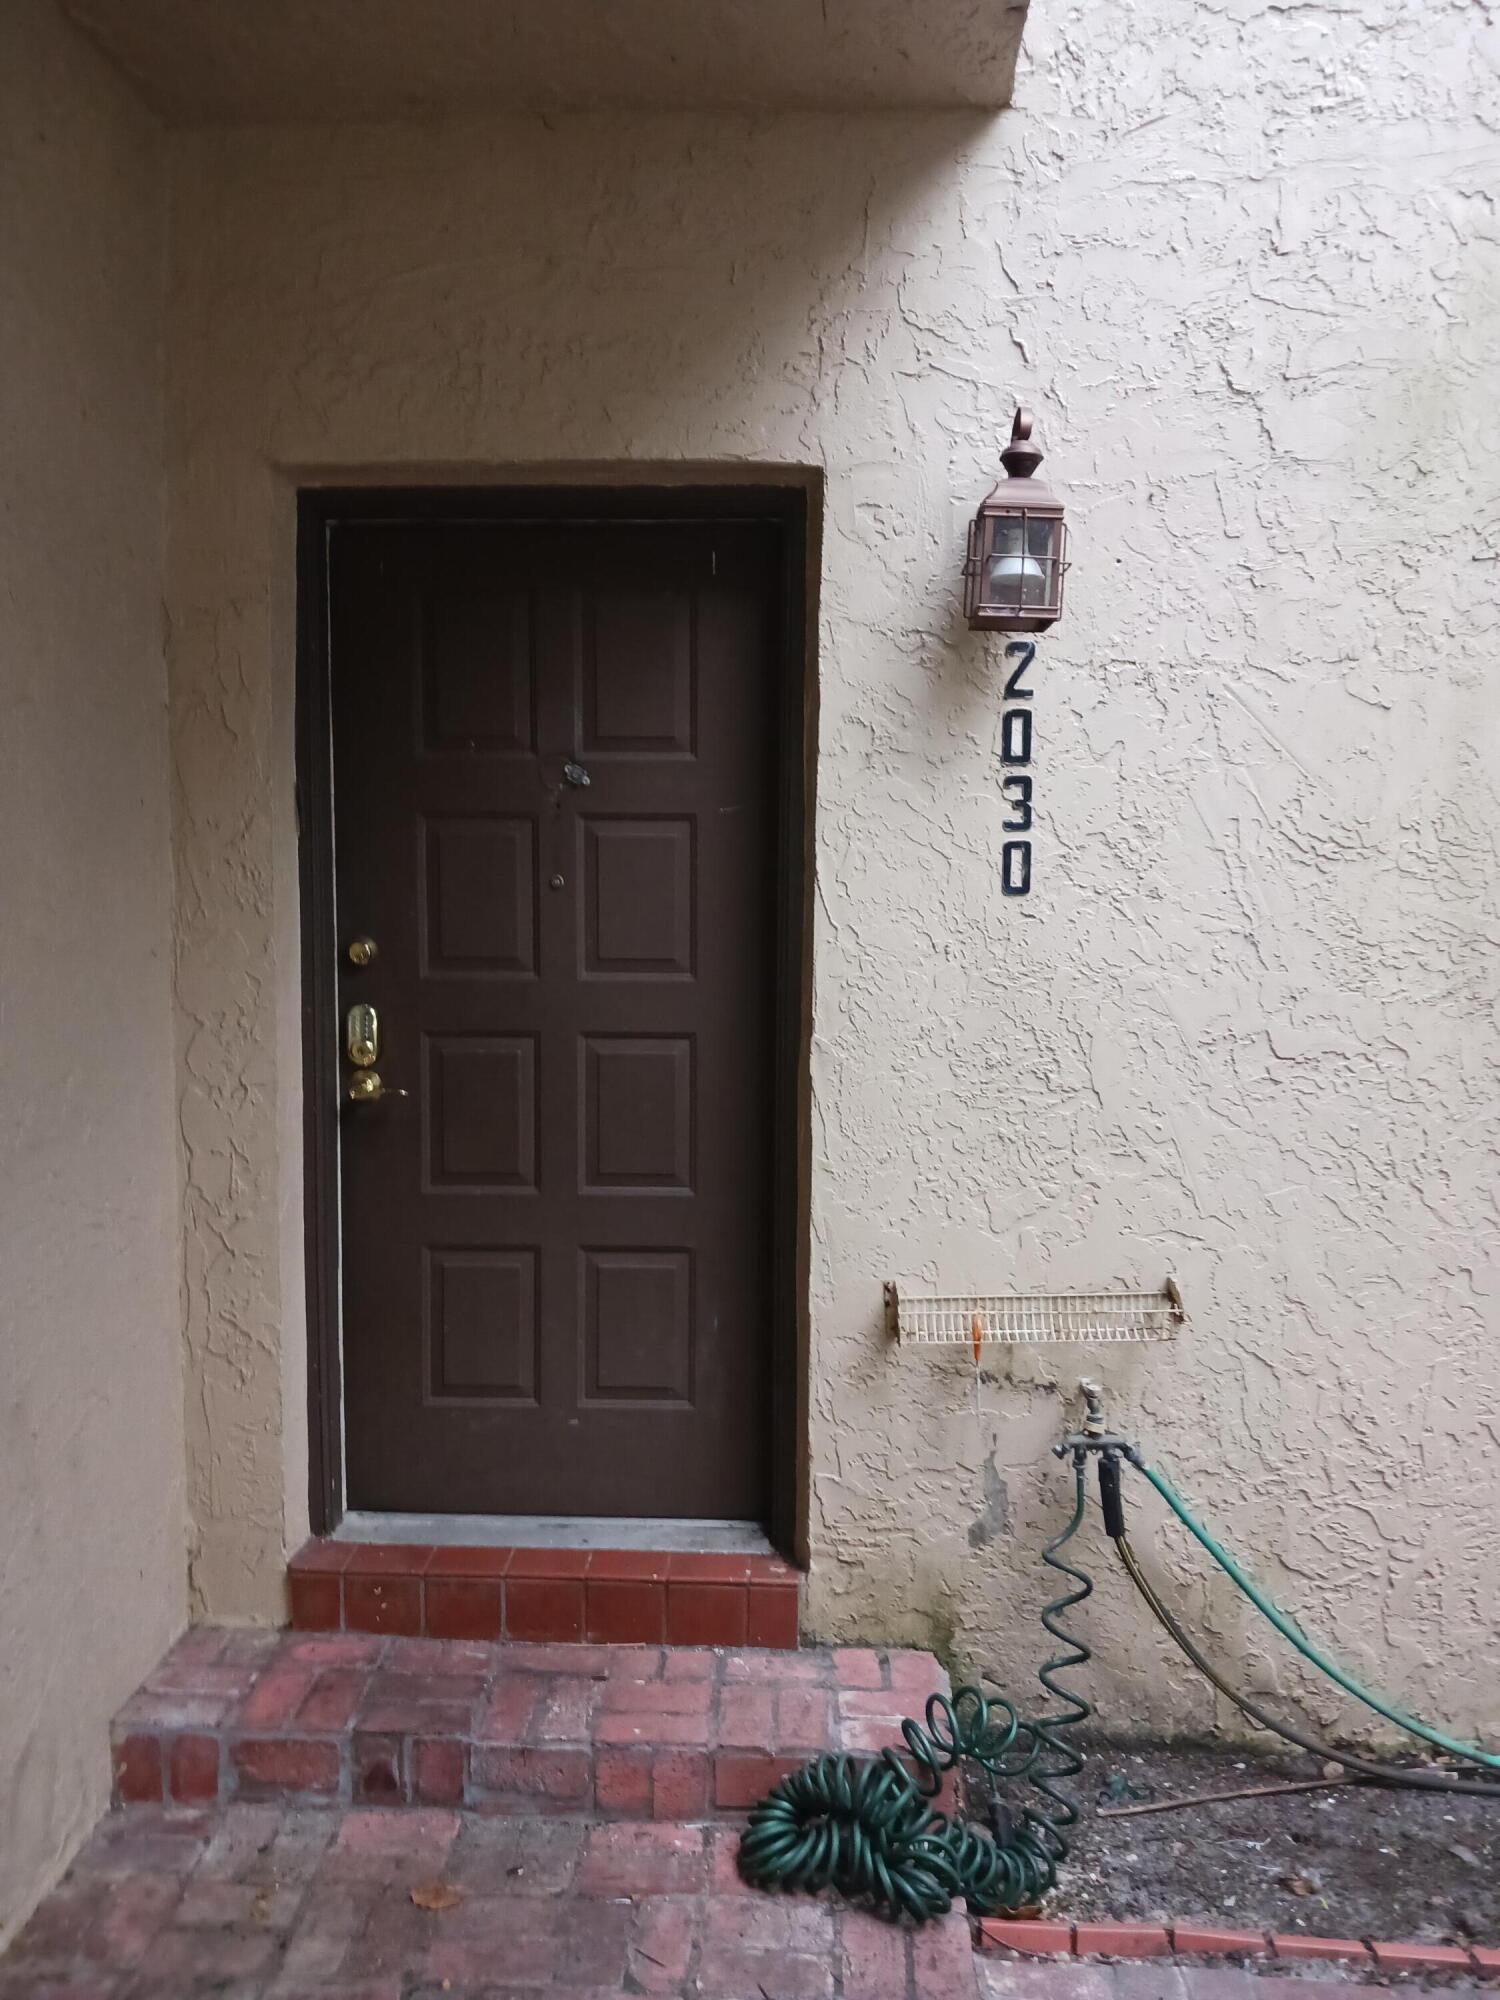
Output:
[[1038, 1738, 1500, 1948]]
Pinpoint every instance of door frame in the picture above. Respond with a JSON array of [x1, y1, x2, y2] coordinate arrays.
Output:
[[295, 482, 813, 1557]]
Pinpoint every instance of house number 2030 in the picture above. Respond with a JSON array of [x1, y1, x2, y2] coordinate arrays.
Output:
[[1000, 640, 1035, 896]]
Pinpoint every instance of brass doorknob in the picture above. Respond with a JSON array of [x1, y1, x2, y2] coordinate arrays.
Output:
[[348, 1071, 407, 1103]]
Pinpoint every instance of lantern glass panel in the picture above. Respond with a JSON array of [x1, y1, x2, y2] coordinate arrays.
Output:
[[1028, 517, 1057, 560], [983, 512, 1050, 608]]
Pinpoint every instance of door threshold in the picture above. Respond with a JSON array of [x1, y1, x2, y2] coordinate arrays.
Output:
[[333, 1511, 777, 1556]]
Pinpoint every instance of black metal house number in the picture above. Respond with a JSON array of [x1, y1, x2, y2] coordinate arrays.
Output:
[[1000, 640, 1035, 895]]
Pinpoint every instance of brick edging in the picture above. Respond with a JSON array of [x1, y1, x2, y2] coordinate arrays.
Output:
[[978, 1918, 1498, 1979]]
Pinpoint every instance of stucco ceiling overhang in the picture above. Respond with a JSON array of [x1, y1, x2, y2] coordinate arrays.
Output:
[[63, 0, 1030, 119]]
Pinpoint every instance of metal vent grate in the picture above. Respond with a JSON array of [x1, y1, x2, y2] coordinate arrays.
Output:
[[886, 1281, 1184, 1346]]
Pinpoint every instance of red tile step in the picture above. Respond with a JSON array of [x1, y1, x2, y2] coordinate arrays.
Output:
[[111, 1627, 950, 1819], [288, 1541, 801, 1650]]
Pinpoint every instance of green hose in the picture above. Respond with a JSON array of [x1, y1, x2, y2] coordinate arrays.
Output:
[[1130, 1453, 1500, 1775], [738, 1410, 1497, 1926], [737, 1452, 1095, 1921], [1113, 1528, 1500, 1799]]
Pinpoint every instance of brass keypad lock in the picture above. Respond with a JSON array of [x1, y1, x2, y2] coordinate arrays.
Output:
[[346, 1003, 379, 1068]]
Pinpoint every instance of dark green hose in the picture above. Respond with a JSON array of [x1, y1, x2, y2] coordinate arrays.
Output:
[[737, 1453, 1094, 1921]]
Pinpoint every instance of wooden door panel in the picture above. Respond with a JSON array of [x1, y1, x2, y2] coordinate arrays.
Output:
[[422, 817, 538, 976], [420, 588, 536, 753], [329, 520, 777, 1519], [581, 1035, 693, 1192], [580, 818, 695, 978], [428, 1247, 539, 1402], [424, 1035, 538, 1189], [581, 595, 695, 756], [581, 1248, 694, 1404]]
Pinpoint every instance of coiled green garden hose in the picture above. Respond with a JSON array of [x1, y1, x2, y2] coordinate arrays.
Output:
[[737, 1452, 1095, 1921]]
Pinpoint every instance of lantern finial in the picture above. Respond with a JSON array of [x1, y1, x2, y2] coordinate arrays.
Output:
[[1000, 406, 1044, 481]]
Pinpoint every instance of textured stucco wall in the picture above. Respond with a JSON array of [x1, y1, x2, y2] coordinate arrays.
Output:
[[0, 0, 184, 1944], [166, 0, 1500, 1740]]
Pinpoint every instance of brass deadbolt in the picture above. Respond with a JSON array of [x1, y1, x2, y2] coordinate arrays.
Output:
[[346, 1003, 379, 1068]]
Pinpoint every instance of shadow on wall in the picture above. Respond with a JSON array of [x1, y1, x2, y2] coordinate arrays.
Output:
[[173, 111, 1009, 470]]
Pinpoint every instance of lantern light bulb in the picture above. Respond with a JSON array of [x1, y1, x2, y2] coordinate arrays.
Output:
[[984, 550, 1049, 606]]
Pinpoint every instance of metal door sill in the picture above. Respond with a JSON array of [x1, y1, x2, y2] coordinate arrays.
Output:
[[334, 1510, 776, 1556]]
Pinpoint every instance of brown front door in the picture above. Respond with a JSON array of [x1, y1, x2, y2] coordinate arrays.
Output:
[[326, 517, 780, 1519]]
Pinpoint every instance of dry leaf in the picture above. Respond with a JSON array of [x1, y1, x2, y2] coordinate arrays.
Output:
[[410, 1881, 464, 1913], [970, 1311, 984, 1367]]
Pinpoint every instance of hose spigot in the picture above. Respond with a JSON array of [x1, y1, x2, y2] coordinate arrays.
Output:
[[1054, 1379, 1137, 1459], [1079, 1379, 1107, 1439]]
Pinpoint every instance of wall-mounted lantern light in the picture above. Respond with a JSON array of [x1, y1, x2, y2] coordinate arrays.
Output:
[[964, 408, 1067, 632]]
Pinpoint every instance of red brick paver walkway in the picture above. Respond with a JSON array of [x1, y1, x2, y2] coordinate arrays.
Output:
[[4, 1804, 1488, 1998], [16, 1625, 1489, 1999], [110, 1629, 947, 1819], [0, 1802, 982, 1998]]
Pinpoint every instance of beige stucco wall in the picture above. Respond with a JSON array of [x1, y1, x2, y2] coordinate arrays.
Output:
[[166, 0, 1500, 1741], [0, 0, 184, 1944]]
